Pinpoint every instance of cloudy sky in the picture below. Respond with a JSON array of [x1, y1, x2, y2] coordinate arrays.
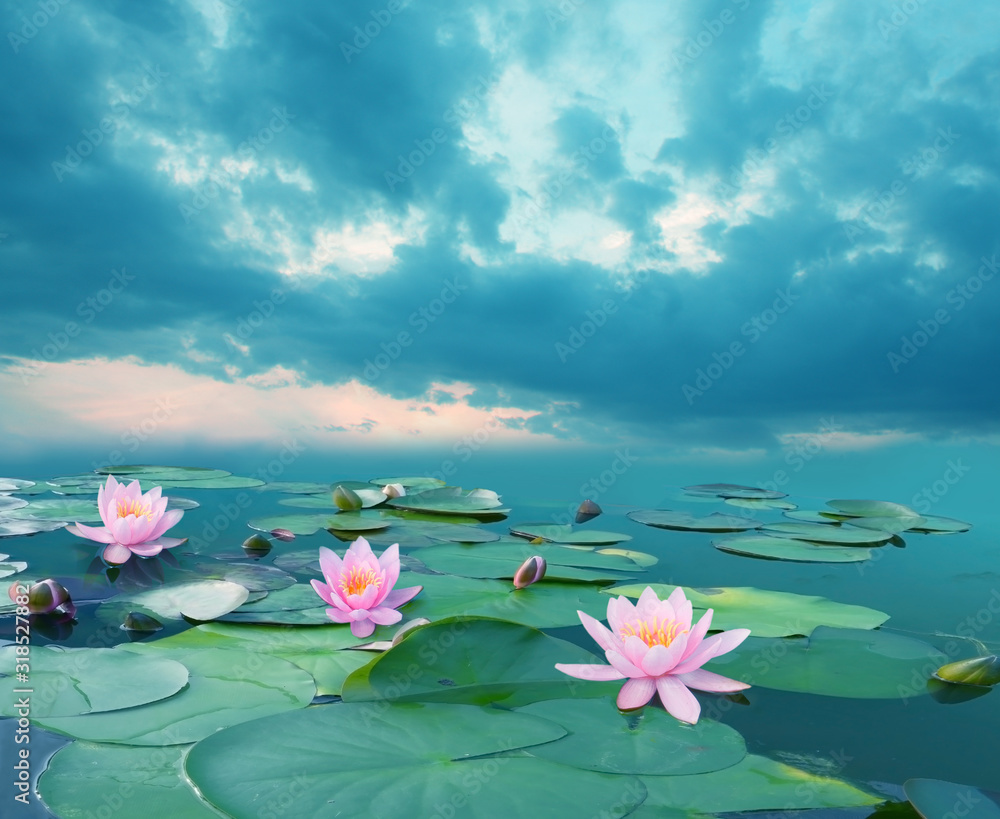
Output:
[[1, 0, 998, 473]]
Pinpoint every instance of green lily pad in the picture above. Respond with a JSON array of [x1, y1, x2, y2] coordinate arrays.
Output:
[[155, 475, 265, 489], [509, 523, 633, 545], [783, 510, 847, 523], [342, 617, 620, 706], [246, 513, 391, 536], [934, 655, 1000, 687], [0, 478, 34, 491], [597, 547, 658, 567], [416, 540, 644, 582], [256, 481, 333, 494], [724, 497, 797, 510], [32, 645, 314, 745], [0, 646, 189, 718], [683, 483, 787, 499], [910, 515, 973, 534], [706, 626, 948, 699], [603, 584, 889, 637], [903, 778, 1000, 819], [280, 488, 386, 509], [370, 476, 446, 489], [38, 742, 221, 819], [845, 515, 927, 533], [0, 496, 28, 512], [3, 498, 104, 522], [186, 701, 646, 818], [518, 697, 747, 775], [713, 535, 874, 563], [636, 753, 881, 814], [95, 465, 232, 479], [359, 518, 501, 547], [759, 521, 895, 544], [387, 486, 508, 516], [102, 580, 250, 621], [0, 554, 28, 577], [827, 499, 920, 517], [178, 557, 296, 592], [628, 509, 762, 532], [0, 516, 68, 537]]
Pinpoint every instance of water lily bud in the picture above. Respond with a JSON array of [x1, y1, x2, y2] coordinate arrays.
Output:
[[270, 528, 296, 542], [27, 579, 72, 614], [382, 483, 406, 499], [333, 485, 363, 511], [121, 611, 164, 633], [513, 556, 546, 589], [576, 499, 602, 524], [242, 534, 273, 558], [391, 618, 431, 646], [934, 655, 1000, 687]]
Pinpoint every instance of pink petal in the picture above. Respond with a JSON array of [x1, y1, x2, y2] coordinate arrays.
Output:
[[377, 543, 401, 586], [348, 608, 371, 621], [145, 536, 185, 551], [102, 543, 133, 564], [350, 618, 375, 638], [681, 608, 714, 661], [673, 628, 751, 675], [111, 516, 138, 547], [656, 675, 701, 724], [606, 649, 644, 678], [97, 479, 114, 528], [638, 586, 666, 618], [617, 676, 657, 710], [146, 508, 183, 541], [146, 486, 163, 505], [606, 595, 634, 634], [622, 635, 651, 669], [310, 578, 337, 607], [641, 631, 689, 677], [368, 606, 403, 626], [579, 610, 616, 653], [124, 480, 143, 502], [318, 547, 344, 584], [357, 582, 382, 610], [382, 585, 421, 608], [325, 607, 352, 623], [350, 536, 375, 560], [128, 515, 155, 545], [67, 522, 116, 544], [128, 542, 163, 557], [555, 663, 625, 681], [676, 668, 750, 693]]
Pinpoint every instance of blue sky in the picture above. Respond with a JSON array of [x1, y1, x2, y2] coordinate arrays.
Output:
[[1, 0, 998, 472]]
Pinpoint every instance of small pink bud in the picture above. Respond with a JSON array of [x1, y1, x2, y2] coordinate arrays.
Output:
[[513, 556, 546, 589], [26, 579, 73, 614], [382, 483, 406, 500], [270, 528, 296, 542]]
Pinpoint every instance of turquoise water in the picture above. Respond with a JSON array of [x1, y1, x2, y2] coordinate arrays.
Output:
[[1, 442, 998, 815]]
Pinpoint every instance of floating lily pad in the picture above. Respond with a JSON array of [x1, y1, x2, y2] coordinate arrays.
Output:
[[214, 583, 331, 624], [0, 559, 28, 578], [684, 483, 787, 500], [636, 753, 881, 814], [597, 547, 658, 567], [724, 497, 797, 510], [604, 584, 889, 637], [342, 515, 501, 547], [783, 510, 847, 523], [628, 510, 762, 532], [934, 655, 1000, 687], [281, 489, 385, 509], [0, 646, 189, 718], [95, 465, 232, 480], [759, 521, 895, 544], [246, 513, 391, 536], [179, 557, 296, 592], [387, 486, 508, 516], [3, 498, 104, 522], [903, 778, 1000, 819], [705, 627, 947, 699], [0, 496, 28, 512], [0, 478, 34, 492], [186, 701, 646, 819], [370, 476, 446, 489], [342, 617, 620, 706], [38, 742, 220, 819], [256, 481, 333, 494], [826, 499, 920, 518], [509, 523, 633, 545], [0, 517, 68, 537], [32, 646, 314, 745], [910, 515, 973, 534], [714, 535, 874, 563], [518, 697, 747, 775], [155, 475, 265, 489], [844, 515, 927, 534], [416, 541, 644, 582], [102, 580, 250, 621]]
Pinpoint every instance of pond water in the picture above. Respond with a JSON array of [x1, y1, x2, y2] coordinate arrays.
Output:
[[1, 444, 998, 818]]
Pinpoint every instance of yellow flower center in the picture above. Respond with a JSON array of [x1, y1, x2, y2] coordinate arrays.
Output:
[[116, 498, 153, 521], [620, 617, 687, 649], [340, 565, 383, 597]]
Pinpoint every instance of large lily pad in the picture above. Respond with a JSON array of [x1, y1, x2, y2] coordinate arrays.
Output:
[[683, 483, 787, 500], [509, 523, 633, 545], [724, 497, 797, 510], [101, 580, 250, 621], [3, 498, 104, 522], [518, 697, 746, 775], [186, 701, 646, 818], [628, 509, 762, 532], [32, 646, 314, 745], [246, 513, 391, 536], [342, 617, 620, 706], [280, 488, 385, 509], [603, 584, 889, 637], [0, 646, 189, 718], [370, 476, 446, 489], [635, 753, 881, 814], [0, 478, 34, 491], [387, 486, 508, 516], [0, 496, 28, 512], [38, 742, 220, 819], [0, 555, 28, 577], [827, 499, 920, 517], [759, 521, 895, 544], [713, 535, 874, 563], [155, 475, 265, 489], [705, 627, 948, 699], [357, 518, 501, 547], [256, 481, 333, 494], [0, 516, 68, 537], [845, 515, 927, 534], [903, 778, 1000, 819], [910, 515, 973, 534]]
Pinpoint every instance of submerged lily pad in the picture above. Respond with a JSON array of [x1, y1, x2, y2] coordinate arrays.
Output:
[[38, 742, 220, 819], [509, 523, 633, 545], [760, 521, 895, 544], [518, 697, 747, 775], [706, 627, 947, 699], [934, 655, 1000, 687], [102, 580, 250, 621], [342, 617, 620, 706], [32, 645, 314, 745], [628, 509, 762, 532], [604, 584, 889, 637], [186, 701, 645, 818], [0, 646, 189, 718], [713, 535, 874, 563], [903, 778, 1000, 819]]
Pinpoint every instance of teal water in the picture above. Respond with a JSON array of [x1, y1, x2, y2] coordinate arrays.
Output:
[[2, 441, 998, 816]]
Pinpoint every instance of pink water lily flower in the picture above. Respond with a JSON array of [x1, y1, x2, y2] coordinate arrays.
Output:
[[310, 536, 422, 638], [67, 475, 186, 565], [556, 586, 751, 724]]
